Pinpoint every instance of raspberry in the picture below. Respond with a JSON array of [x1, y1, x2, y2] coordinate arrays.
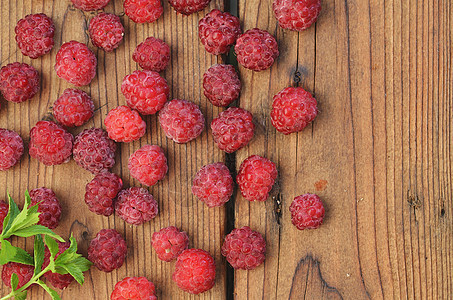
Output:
[[15, 13, 55, 59], [168, 0, 211, 15], [132, 37, 170, 72], [121, 70, 169, 115], [55, 41, 97, 86], [73, 128, 117, 174], [53, 88, 94, 127], [235, 28, 279, 71], [128, 145, 168, 186], [29, 121, 74, 166], [271, 87, 318, 134], [71, 0, 111, 11], [237, 155, 278, 202], [104, 106, 146, 143], [29, 187, 62, 229], [158, 99, 205, 144], [0, 201, 9, 232], [89, 13, 124, 52], [111, 277, 157, 300], [85, 171, 122, 216], [192, 163, 233, 207], [211, 107, 254, 153], [289, 193, 325, 230], [88, 229, 127, 272], [203, 64, 241, 107], [198, 9, 241, 55], [43, 242, 74, 289], [172, 249, 216, 294], [0, 62, 40, 103], [115, 187, 158, 225], [1, 262, 34, 289], [0, 128, 24, 171], [273, 0, 321, 31], [221, 226, 266, 270], [124, 0, 163, 23], [151, 226, 189, 262]]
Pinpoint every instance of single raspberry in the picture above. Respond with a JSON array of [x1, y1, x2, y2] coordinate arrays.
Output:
[[15, 13, 55, 59], [73, 128, 117, 174], [203, 64, 241, 107], [237, 155, 278, 202], [43, 242, 74, 289], [124, 0, 163, 23], [132, 37, 170, 72], [88, 229, 127, 272], [1, 262, 34, 289], [29, 187, 62, 229], [273, 0, 321, 31], [85, 171, 123, 216], [151, 226, 189, 262], [168, 0, 211, 15], [158, 99, 205, 144], [198, 9, 241, 55], [271, 87, 318, 134], [104, 106, 146, 143], [192, 163, 233, 207], [128, 145, 168, 186], [221, 226, 266, 270], [0, 62, 40, 103], [172, 249, 216, 294], [289, 193, 325, 230], [0, 128, 24, 171], [89, 13, 124, 52], [115, 187, 158, 226], [211, 107, 254, 153], [71, 0, 111, 11], [0, 201, 9, 232], [235, 28, 279, 71], [55, 41, 97, 86], [29, 121, 74, 166], [121, 70, 169, 115], [111, 277, 157, 300], [53, 88, 94, 127]]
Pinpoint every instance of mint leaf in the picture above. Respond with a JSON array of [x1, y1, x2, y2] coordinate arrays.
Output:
[[34, 235, 45, 276], [54, 235, 92, 284], [14, 290, 27, 300], [2, 192, 40, 239], [2, 194, 21, 236], [10, 273, 19, 291], [0, 240, 33, 265], [37, 280, 61, 300], [44, 235, 59, 259], [61, 263, 84, 285], [14, 225, 64, 241]]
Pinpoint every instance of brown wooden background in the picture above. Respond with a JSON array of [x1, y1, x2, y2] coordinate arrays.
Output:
[[1, 0, 452, 299]]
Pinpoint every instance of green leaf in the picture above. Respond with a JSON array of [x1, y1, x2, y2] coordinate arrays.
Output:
[[2, 194, 21, 236], [44, 236, 59, 259], [14, 225, 64, 242], [34, 235, 45, 276], [37, 280, 61, 300], [61, 263, 84, 285], [0, 240, 33, 265], [2, 193, 40, 240], [13, 290, 27, 300], [10, 273, 19, 291]]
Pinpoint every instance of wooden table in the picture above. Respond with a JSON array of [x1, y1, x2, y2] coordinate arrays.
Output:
[[1, 0, 451, 299]]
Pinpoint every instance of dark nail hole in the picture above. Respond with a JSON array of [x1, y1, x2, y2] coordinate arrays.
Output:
[[82, 231, 89, 239], [440, 208, 445, 217]]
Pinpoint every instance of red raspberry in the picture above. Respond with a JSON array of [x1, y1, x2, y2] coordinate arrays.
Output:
[[198, 9, 241, 55], [85, 171, 123, 216], [192, 163, 233, 207], [203, 64, 241, 107], [71, 0, 111, 11], [124, 0, 163, 23], [132, 37, 170, 72], [172, 249, 216, 294], [121, 70, 169, 115], [29, 187, 62, 229], [15, 13, 55, 59], [111, 277, 157, 300], [221, 226, 266, 270], [89, 13, 124, 52], [55, 41, 97, 87], [43, 241, 74, 289], [88, 229, 127, 272], [235, 28, 279, 71], [0, 128, 24, 171], [1, 262, 34, 289], [168, 0, 211, 15], [115, 187, 158, 225], [289, 193, 325, 230], [128, 145, 168, 186], [211, 107, 254, 153], [0, 201, 9, 232], [237, 155, 278, 202], [151, 226, 189, 262], [0, 62, 40, 103], [104, 106, 146, 143], [53, 88, 94, 127], [158, 99, 205, 144], [29, 121, 74, 166], [73, 128, 116, 174], [273, 0, 321, 31], [271, 87, 318, 134]]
